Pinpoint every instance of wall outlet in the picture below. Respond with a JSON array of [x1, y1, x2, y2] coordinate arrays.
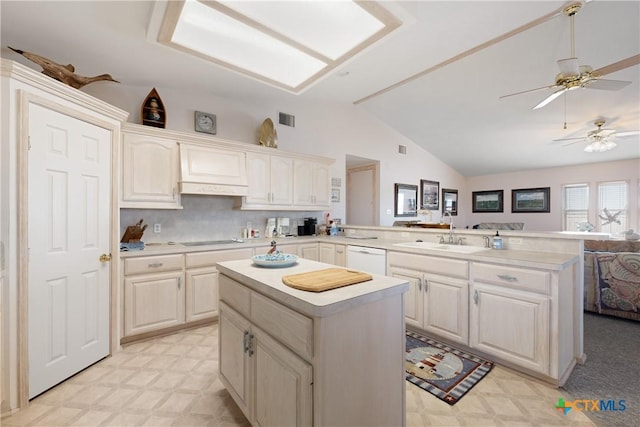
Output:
[[386, 209, 392, 215], [401, 232, 409, 238], [153, 224, 161, 233]]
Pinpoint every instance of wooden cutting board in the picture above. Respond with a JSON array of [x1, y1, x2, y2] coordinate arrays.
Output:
[[282, 268, 373, 292]]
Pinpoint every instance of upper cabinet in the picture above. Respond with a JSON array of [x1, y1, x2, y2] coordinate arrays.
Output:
[[179, 143, 248, 196], [243, 152, 294, 207], [293, 160, 331, 209], [119, 123, 334, 211], [121, 130, 181, 209]]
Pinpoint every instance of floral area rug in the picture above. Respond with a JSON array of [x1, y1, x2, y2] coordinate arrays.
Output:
[[405, 330, 493, 405]]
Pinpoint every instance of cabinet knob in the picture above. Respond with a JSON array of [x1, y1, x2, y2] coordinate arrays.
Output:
[[497, 274, 518, 282], [473, 290, 479, 305]]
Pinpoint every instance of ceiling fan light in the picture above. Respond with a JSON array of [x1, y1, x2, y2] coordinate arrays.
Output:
[[584, 140, 616, 153]]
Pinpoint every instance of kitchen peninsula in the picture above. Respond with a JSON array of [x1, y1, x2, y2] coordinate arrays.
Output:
[[216, 258, 409, 427]]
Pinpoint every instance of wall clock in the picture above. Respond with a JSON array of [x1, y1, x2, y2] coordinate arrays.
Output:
[[194, 111, 216, 134]]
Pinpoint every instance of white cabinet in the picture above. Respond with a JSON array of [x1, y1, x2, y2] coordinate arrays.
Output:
[[123, 254, 185, 336], [318, 242, 346, 266], [184, 248, 254, 323], [470, 262, 550, 374], [179, 143, 248, 196], [298, 243, 319, 261], [219, 280, 313, 427], [121, 131, 181, 209], [243, 152, 293, 208], [293, 160, 331, 208], [389, 252, 468, 345]]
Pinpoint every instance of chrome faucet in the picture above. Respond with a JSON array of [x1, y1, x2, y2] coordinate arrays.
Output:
[[442, 211, 455, 243]]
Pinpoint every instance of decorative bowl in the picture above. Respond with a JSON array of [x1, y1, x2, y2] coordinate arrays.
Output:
[[252, 253, 298, 268]]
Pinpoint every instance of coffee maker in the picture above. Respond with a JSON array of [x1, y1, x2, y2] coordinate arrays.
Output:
[[301, 217, 317, 236]]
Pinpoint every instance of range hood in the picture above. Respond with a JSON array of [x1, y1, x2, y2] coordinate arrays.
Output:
[[179, 143, 249, 196]]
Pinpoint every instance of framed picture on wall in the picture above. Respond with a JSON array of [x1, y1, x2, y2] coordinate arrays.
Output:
[[420, 180, 439, 210], [442, 188, 458, 215], [472, 190, 504, 213], [394, 183, 418, 217], [512, 187, 550, 213]]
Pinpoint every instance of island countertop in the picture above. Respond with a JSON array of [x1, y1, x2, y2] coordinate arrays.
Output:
[[216, 258, 409, 318]]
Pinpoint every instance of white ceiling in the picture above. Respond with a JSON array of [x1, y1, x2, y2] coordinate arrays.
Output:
[[1, 0, 638, 176]]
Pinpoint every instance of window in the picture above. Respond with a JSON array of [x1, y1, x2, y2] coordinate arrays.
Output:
[[597, 181, 628, 234], [562, 184, 589, 231]]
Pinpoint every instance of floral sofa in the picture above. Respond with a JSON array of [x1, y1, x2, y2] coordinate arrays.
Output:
[[584, 240, 640, 321]]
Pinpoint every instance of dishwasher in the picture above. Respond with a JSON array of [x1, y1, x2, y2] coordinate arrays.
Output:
[[347, 245, 387, 275]]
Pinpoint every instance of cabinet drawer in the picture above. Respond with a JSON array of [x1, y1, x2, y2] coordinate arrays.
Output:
[[251, 292, 313, 361], [471, 262, 550, 294], [388, 252, 468, 279], [186, 248, 254, 268], [124, 254, 184, 275], [219, 275, 251, 318]]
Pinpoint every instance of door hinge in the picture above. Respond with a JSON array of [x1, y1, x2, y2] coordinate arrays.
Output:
[[28, 136, 32, 150]]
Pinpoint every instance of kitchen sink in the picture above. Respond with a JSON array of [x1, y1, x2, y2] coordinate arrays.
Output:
[[181, 239, 243, 246], [392, 241, 488, 253]]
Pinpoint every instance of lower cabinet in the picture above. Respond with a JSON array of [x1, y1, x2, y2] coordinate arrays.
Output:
[[122, 248, 254, 341], [388, 252, 469, 345], [298, 243, 319, 261], [220, 301, 313, 426], [470, 262, 551, 375], [123, 254, 185, 337], [318, 242, 346, 266]]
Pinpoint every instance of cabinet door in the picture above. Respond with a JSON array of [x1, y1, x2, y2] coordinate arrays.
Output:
[[424, 275, 468, 345], [389, 268, 423, 328], [470, 283, 549, 374], [124, 271, 185, 336], [293, 160, 314, 206], [121, 133, 180, 208], [334, 244, 346, 267], [253, 327, 313, 427], [185, 266, 218, 322], [269, 155, 294, 205], [318, 243, 336, 264], [219, 302, 253, 420], [299, 243, 318, 261], [245, 152, 271, 204], [311, 162, 331, 207]]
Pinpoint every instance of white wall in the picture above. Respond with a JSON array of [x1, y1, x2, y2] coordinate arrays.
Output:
[[465, 159, 640, 232], [83, 84, 468, 227]]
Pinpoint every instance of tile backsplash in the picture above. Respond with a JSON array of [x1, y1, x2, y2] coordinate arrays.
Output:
[[120, 195, 322, 243]]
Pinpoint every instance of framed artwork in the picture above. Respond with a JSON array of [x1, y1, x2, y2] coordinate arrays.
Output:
[[512, 187, 550, 213], [472, 190, 504, 213], [394, 183, 418, 217], [331, 188, 340, 202], [442, 188, 458, 216], [420, 179, 439, 210], [194, 110, 217, 134]]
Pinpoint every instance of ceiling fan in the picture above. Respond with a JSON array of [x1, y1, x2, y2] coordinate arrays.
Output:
[[553, 119, 640, 152], [500, 2, 639, 109]]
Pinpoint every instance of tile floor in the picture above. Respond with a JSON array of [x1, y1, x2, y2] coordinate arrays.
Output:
[[3, 323, 595, 426]]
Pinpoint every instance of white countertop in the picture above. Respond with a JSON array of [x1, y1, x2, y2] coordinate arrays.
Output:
[[217, 258, 409, 318]]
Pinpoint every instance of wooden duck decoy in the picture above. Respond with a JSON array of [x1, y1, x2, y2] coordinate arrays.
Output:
[[8, 46, 119, 89]]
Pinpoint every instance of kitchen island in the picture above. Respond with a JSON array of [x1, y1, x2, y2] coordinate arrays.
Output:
[[216, 258, 409, 427]]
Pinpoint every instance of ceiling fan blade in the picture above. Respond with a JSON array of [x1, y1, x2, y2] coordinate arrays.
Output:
[[593, 54, 640, 76], [615, 131, 640, 137], [533, 88, 566, 110], [553, 136, 587, 142], [562, 140, 587, 147], [585, 78, 631, 91], [499, 84, 556, 99]]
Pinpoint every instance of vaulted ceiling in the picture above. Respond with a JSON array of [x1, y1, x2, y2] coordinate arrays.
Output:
[[2, 1, 638, 176]]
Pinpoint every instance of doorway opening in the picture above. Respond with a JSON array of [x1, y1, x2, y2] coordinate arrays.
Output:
[[346, 155, 379, 226]]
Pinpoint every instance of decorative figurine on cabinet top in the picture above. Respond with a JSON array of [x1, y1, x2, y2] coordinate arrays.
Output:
[[258, 118, 278, 148], [8, 46, 119, 89], [141, 88, 166, 128]]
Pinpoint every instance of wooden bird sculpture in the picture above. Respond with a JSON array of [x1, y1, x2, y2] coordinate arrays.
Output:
[[8, 46, 119, 89]]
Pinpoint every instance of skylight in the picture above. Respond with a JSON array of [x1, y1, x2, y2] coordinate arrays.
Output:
[[157, 0, 400, 93]]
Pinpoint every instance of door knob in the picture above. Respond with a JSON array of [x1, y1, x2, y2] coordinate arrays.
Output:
[[99, 253, 112, 263]]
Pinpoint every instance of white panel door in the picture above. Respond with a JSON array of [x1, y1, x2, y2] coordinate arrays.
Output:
[[28, 103, 111, 398]]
